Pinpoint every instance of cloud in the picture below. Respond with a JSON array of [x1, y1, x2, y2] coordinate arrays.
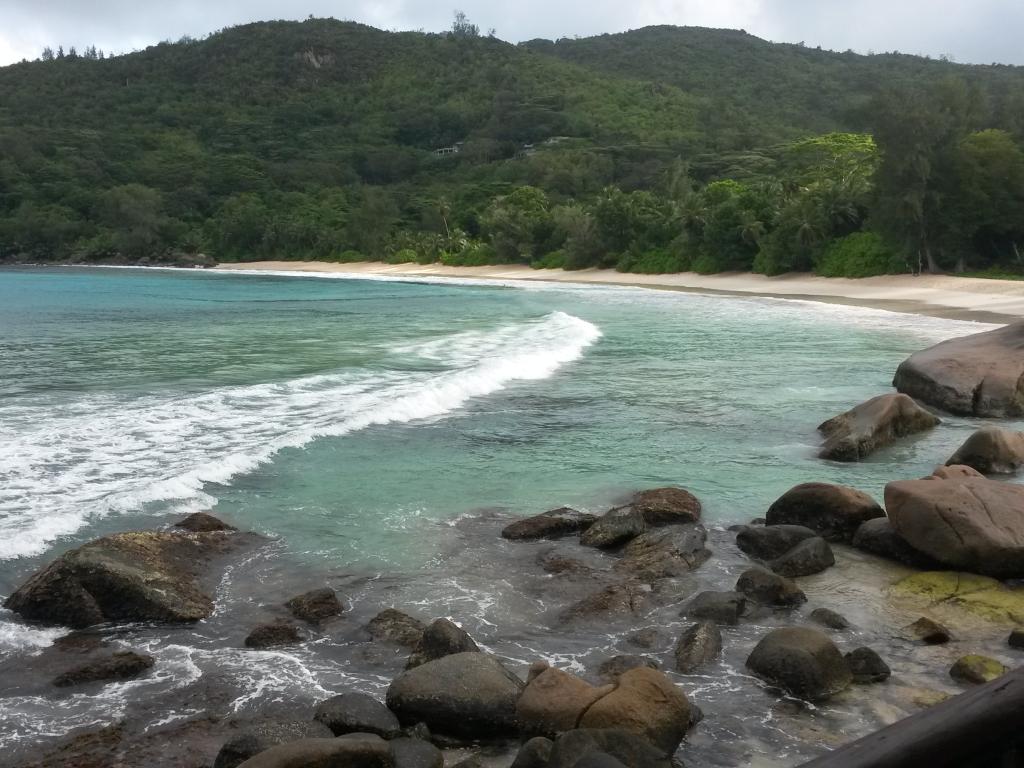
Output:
[[0, 0, 1020, 66]]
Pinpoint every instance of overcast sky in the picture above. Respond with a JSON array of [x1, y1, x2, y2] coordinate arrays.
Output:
[[1, 1, 1020, 67]]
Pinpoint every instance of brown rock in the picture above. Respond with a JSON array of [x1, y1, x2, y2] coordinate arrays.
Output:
[[517, 664, 615, 736], [818, 393, 939, 462], [406, 618, 479, 669], [52, 650, 154, 687], [766, 483, 884, 543], [580, 508, 647, 549], [612, 525, 710, 581], [931, 464, 986, 480], [949, 654, 1008, 685], [501, 508, 597, 541], [596, 656, 659, 682], [906, 617, 953, 645], [673, 621, 722, 673], [175, 512, 236, 533], [628, 487, 702, 525], [245, 620, 302, 649], [285, 588, 343, 624], [736, 566, 806, 607], [946, 426, 1024, 475], [559, 583, 649, 624], [235, 734, 391, 768], [366, 609, 427, 648]]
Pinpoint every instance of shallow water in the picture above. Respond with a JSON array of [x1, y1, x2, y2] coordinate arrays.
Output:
[[0, 266, 1018, 766]]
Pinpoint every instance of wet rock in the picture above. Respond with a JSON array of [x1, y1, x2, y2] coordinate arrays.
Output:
[[887, 477, 1024, 577], [684, 590, 746, 625], [406, 618, 479, 669], [574, 754, 629, 768], [736, 566, 806, 607], [852, 518, 940, 569], [673, 621, 722, 673], [366, 609, 427, 648], [537, 551, 592, 576], [3, 528, 245, 628], [580, 507, 647, 549], [893, 321, 1024, 417], [766, 483, 884, 543], [389, 737, 443, 768], [244, 620, 302, 649], [285, 587, 342, 624], [893, 571, 1024, 625], [578, 667, 691, 756], [175, 512, 237, 533], [949, 654, 1009, 685], [769, 537, 835, 577], [510, 736, 554, 768], [947, 425, 1024, 475], [613, 525, 710, 581], [547, 729, 672, 768], [818, 393, 940, 462], [596, 655, 659, 681], [234, 734, 391, 768], [213, 721, 334, 768], [931, 464, 985, 480], [750, 517, 767, 526], [52, 650, 154, 687], [746, 627, 852, 701], [626, 628, 662, 650], [809, 608, 850, 630], [559, 582, 650, 624], [735, 524, 817, 561], [501, 508, 597, 541], [517, 663, 614, 736], [905, 617, 953, 645], [1010, 629, 1024, 649], [846, 647, 891, 683], [628, 487, 702, 525], [385, 652, 524, 741], [314, 692, 401, 739]]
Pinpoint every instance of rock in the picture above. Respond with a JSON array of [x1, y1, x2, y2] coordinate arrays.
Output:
[[886, 477, 1024, 577], [573, 754, 629, 768], [626, 628, 662, 650], [818, 393, 940, 462], [736, 524, 818, 561], [313, 692, 401, 739], [510, 736, 554, 768], [905, 617, 953, 645], [501, 508, 597, 541], [766, 483, 884, 543], [537, 551, 592, 576], [893, 321, 1024, 417], [285, 588, 342, 624], [736, 566, 806, 607], [385, 652, 524, 741], [366, 609, 427, 648], [931, 464, 985, 480], [517, 663, 614, 736], [846, 647, 891, 683], [769, 537, 835, 578], [1010, 629, 1024, 649], [3, 528, 244, 628], [234, 734, 391, 768], [612, 525, 710, 581], [949, 655, 1009, 685], [213, 721, 334, 768], [946, 426, 1024, 475], [580, 508, 647, 549], [596, 655, 659, 681], [893, 571, 1024, 625], [809, 608, 850, 630], [547, 729, 672, 768], [559, 582, 649, 624], [673, 621, 722, 673], [389, 737, 443, 768], [406, 618, 479, 669], [746, 627, 853, 701], [244, 620, 302, 649], [852, 518, 939, 569], [175, 512, 236, 533], [51, 650, 154, 687], [578, 667, 691, 756], [628, 487, 702, 525], [684, 591, 746, 625]]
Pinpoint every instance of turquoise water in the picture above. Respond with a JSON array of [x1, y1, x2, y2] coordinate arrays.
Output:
[[0, 266, 1007, 765]]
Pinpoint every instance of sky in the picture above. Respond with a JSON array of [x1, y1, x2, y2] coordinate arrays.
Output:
[[0, 0, 1021, 67]]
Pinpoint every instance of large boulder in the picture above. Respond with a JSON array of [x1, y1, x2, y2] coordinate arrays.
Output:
[[314, 692, 401, 739], [886, 477, 1024, 577], [673, 621, 722, 673], [766, 483, 884, 543], [628, 487, 702, 525], [236, 734, 391, 768], [612, 525, 710, 581], [366, 609, 427, 648], [405, 618, 479, 669], [893, 322, 1024, 417], [52, 650, 154, 687], [546, 729, 672, 768], [818, 393, 940, 462], [501, 508, 597, 541], [946, 426, 1024, 475], [580, 508, 647, 549], [768, 537, 835, 578], [213, 721, 334, 768], [516, 663, 614, 737], [684, 591, 746, 625], [3, 524, 247, 628], [577, 667, 691, 756], [852, 518, 940, 569], [389, 737, 443, 768], [385, 652, 524, 741], [746, 627, 853, 701], [735, 524, 817, 561]]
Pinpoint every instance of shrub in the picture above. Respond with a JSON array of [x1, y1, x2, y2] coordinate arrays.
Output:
[[333, 250, 367, 263], [815, 232, 907, 278], [385, 248, 419, 264], [531, 250, 567, 270], [440, 241, 496, 266], [617, 247, 686, 274]]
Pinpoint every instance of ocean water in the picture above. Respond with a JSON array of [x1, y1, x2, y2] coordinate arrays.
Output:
[[0, 266, 1012, 766]]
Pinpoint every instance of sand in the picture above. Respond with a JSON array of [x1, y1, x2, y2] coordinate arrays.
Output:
[[216, 261, 1024, 323]]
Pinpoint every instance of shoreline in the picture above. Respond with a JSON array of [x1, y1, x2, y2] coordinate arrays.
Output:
[[215, 261, 1024, 324]]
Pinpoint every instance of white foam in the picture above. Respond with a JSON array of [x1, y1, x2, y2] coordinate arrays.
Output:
[[0, 312, 600, 560]]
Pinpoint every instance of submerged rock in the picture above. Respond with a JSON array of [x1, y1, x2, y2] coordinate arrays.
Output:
[[846, 647, 891, 684], [502, 507, 597, 541], [946, 425, 1024, 475], [766, 483, 884, 543], [684, 591, 746, 625], [736, 566, 806, 607], [596, 655, 659, 681], [818, 393, 940, 462], [769, 537, 835, 577], [809, 607, 850, 630], [949, 654, 1009, 685], [893, 572, 1024, 625], [244, 620, 302, 649], [559, 582, 650, 624], [893, 321, 1024, 417], [746, 627, 852, 701], [905, 616, 953, 645], [613, 525, 710, 581], [626, 628, 663, 650], [314, 692, 401, 739], [735, 524, 817, 561], [175, 512, 237, 533], [366, 609, 427, 648], [406, 618, 479, 669], [52, 650, 154, 688], [213, 721, 334, 768], [546, 728, 672, 768], [673, 621, 722, 673], [285, 587, 343, 624]]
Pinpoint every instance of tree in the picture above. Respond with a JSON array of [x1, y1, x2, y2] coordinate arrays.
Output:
[[451, 11, 479, 38], [481, 186, 551, 262], [40, 47, 54, 62]]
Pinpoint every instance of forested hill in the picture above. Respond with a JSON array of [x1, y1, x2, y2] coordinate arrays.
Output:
[[2, 18, 1024, 277]]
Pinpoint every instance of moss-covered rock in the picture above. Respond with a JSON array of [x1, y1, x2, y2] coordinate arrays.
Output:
[[949, 655, 1009, 685], [890, 571, 1024, 625]]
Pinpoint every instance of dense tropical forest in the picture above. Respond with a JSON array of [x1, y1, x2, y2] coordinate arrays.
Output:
[[3, 15, 1024, 276]]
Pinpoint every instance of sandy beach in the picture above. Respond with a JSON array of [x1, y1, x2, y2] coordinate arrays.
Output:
[[217, 261, 1024, 323]]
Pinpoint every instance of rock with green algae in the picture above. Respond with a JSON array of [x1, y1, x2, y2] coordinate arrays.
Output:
[[949, 655, 1009, 685], [889, 571, 1024, 625]]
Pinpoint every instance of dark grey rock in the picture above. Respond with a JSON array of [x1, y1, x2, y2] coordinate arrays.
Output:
[[906, 617, 953, 645], [769, 537, 835, 577], [580, 508, 647, 549], [852, 518, 940, 569], [501, 508, 598, 541], [314, 692, 401, 738], [52, 651, 154, 687], [684, 591, 745, 625], [746, 627, 852, 701], [213, 721, 334, 768], [546, 728, 672, 768], [613, 525, 711, 581], [366, 609, 427, 648], [285, 588, 342, 624], [406, 618, 479, 669], [1010, 629, 1024, 649], [596, 654, 658, 681], [674, 621, 722, 673], [846, 647, 891, 683], [231, 734, 391, 768], [736, 566, 806, 607], [766, 483, 885, 543], [735, 524, 817, 561], [810, 608, 850, 630], [510, 737, 554, 768], [175, 512, 236, 532], [389, 737, 443, 768], [244, 620, 301, 649]]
